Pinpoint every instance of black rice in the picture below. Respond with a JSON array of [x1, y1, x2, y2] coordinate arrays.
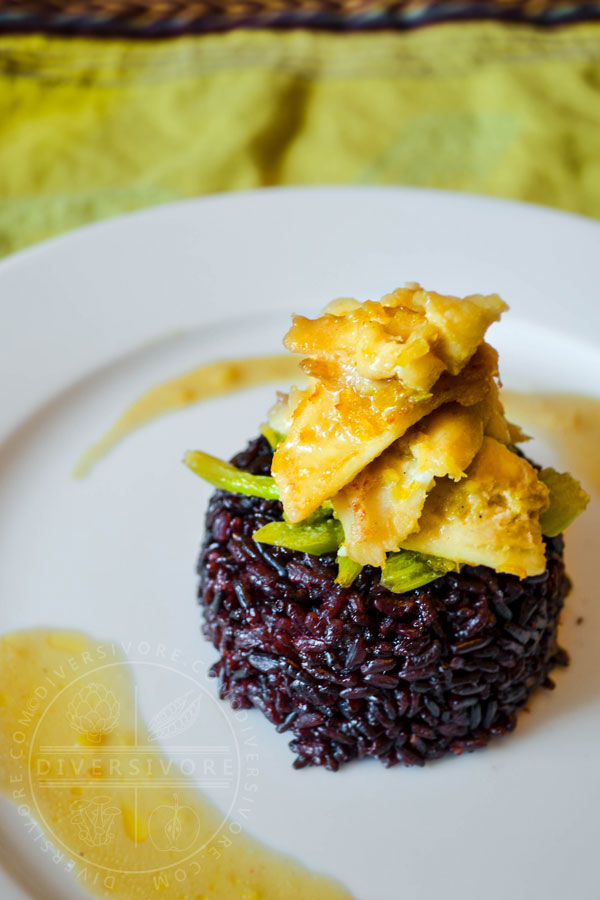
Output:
[[197, 436, 571, 770]]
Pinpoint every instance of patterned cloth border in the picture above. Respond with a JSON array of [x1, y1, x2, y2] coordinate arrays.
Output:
[[1, 0, 599, 38], [1, 22, 599, 258]]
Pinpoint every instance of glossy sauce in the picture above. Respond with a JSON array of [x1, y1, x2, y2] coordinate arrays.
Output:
[[502, 391, 600, 494], [74, 355, 300, 477], [0, 629, 352, 900]]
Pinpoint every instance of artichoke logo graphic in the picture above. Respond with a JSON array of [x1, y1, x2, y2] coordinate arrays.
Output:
[[70, 796, 120, 847], [67, 682, 120, 743]]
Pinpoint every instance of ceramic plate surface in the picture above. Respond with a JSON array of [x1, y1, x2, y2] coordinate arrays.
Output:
[[1, 187, 599, 900]]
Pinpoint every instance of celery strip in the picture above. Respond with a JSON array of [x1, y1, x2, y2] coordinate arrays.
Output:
[[335, 556, 363, 587], [184, 451, 588, 585], [539, 468, 589, 537], [381, 550, 455, 594], [184, 450, 279, 500], [294, 501, 334, 526], [260, 423, 285, 450], [253, 518, 343, 555]]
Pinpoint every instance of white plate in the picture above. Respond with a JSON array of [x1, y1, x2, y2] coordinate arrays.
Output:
[[1, 186, 599, 900]]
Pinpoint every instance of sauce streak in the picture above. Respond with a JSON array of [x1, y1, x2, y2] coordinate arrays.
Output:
[[502, 391, 600, 495], [74, 355, 300, 478], [0, 629, 352, 900]]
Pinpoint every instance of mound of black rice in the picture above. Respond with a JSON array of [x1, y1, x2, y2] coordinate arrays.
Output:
[[198, 436, 571, 770]]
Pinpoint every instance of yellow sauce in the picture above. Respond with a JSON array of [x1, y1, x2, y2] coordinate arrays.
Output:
[[0, 629, 352, 900], [502, 391, 600, 495], [74, 355, 300, 478]]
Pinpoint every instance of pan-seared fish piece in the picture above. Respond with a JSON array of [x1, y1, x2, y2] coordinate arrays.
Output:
[[272, 344, 498, 523], [400, 437, 549, 578], [333, 404, 485, 568]]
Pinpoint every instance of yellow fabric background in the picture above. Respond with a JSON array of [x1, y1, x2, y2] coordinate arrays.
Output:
[[0, 23, 599, 256]]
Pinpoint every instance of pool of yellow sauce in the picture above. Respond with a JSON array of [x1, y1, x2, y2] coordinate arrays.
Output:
[[74, 355, 300, 478], [0, 630, 352, 900], [502, 391, 600, 495]]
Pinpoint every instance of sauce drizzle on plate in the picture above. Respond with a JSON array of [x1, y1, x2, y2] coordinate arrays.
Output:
[[0, 629, 352, 900], [74, 355, 299, 478], [502, 392, 600, 495]]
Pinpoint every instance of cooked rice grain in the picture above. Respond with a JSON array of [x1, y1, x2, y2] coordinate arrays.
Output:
[[198, 437, 570, 770]]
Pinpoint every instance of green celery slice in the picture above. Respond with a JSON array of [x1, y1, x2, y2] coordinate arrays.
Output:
[[293, 500, 334, 526], [539, 467, 589, 537], [260, 423, 285, 450], [335, 556, 363, 587], [381, 550, 455, 594], [184, 450, 279, 500], [253, 518, 343, 556]]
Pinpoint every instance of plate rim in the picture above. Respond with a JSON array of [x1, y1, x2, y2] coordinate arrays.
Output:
[[1, 183, 599, 276], [1, 182, 600, 900]]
